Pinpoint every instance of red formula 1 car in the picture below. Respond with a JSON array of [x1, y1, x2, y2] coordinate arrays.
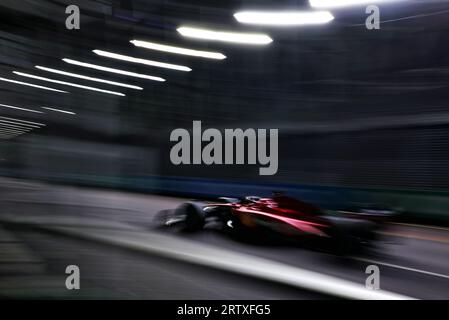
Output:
[[160, 193, 395, 254]]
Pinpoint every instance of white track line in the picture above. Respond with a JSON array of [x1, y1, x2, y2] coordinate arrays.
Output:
[[36, 223, 414, 300], [355, 258, 449, 280]]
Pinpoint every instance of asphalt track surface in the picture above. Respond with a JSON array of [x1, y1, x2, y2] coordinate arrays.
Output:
[[0, 177, 448, 299]]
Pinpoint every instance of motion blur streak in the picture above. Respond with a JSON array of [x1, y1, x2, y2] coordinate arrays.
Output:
[[13, 71, 126, 96], [233, 11, 335, 26], [131, 40, 227, 60], [93, 50, 192, 72], [0, 103, 43, 114], [62, 58, 166, 81], [177, 26, 273, 45], [41, 107, 76, 115], [0, 76, 68, 93], [0, 116, 45, 126], [35, 66, 143, 90]]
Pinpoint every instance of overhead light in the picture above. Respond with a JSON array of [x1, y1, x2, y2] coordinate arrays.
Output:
[[62, 59, 166, 82], [13, 72, 125, 97], [130, 40, 226, 60], [177, 26, 273, 45], [310, 0, 401, 8], [0, 125, 29, 132], [0, 119, 40, 128], [234, 11, 334, 26], [35, 66, 143, 90], [0, 103, 43, 114], [0, 76, 68, 93], [0, 116, 45, 126], [93, 50, 192, 72], [0, 122, 33, 131], [42, 107, 76, 115]]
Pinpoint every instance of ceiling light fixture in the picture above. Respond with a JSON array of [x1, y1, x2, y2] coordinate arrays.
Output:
[[130, 40, 226, 60], [0, 116, 45, 126], [234, 11, 334, 26], [35, 66, 143, 90], [0, 76, 68, 93], [0, 119, 39, 128], [0, 122, 33, 131], [93, 50, 192, 72], [0, 103, 43, 114], [62, 59, 165, 81], [13, 72, 125, 96], [42, 107, 76, 115], [177, 26, 273, 45]]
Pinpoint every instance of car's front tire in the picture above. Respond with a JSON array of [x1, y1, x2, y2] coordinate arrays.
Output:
[[175, 202, 205, 232]]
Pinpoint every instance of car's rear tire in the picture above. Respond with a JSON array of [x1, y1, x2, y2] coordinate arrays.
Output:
[[175, 202, 205, 232]]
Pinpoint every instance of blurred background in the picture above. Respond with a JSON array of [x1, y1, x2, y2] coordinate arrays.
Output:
[[0, 0, 449, 300]]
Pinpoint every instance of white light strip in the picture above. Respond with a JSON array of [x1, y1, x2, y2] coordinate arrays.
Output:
[[310, 0, 402, 8], [0, 103, 43, 114], [13, 72, 125, 97], [0, 76, 68, 93], [177, 26, 273, 45], [0, 123, 32, 132], [130, 40, 226, 60], [62, 59, 166, 82], [0, 116, 45, 126], [42, 107, 76, 115], [35, 66, 143, 90], [93, 50, 192, 72], [0, 119, 39, 128], [0, 126, 28, 134], [234, 11, 334, 26]]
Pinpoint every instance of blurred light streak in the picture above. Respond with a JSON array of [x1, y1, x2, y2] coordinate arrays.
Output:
[[0, 116, 45, 126], [0, 119, 40, 128], [42, 107, 76, 115], [310, 0, 404, 8], [35, 66, 143, 90], [0, 103, 43, 114], [93, 50, 192, 72], [234, 11, 334, 26], [13, 72, 125, 96], [0, 76, 68, 93], [0, 122, 33, 131], [62, 59, 166, 81], [177, 26, 273, 45], [131, 40, 226, 60]]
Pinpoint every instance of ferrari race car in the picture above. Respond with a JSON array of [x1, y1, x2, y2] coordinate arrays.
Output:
[[159, 193, 396, 254]]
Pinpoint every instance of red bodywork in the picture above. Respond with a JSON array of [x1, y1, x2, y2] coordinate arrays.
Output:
[[209, 196, 334, 238]]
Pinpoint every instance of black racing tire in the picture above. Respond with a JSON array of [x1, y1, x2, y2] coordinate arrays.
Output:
[[175, 202, 206, 232]]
